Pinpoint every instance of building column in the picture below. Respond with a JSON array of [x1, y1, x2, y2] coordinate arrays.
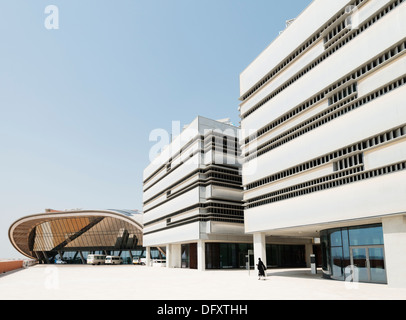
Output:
[[305, 243, 314, 268], [197, 240, 206, 271], [146, 247, 151, 267], [79, 251, 86, 264], [253, 233, 267, 268], [382, 215, 406, 288], [172, 244, 181, 268], [42, 251, 50, 264], [166, 244, 172, 268]]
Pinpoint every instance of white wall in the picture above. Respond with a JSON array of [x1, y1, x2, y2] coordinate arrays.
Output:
[[143, 152, 201, 204], [143, 138, 202, 191], [143, 208, 200, 235], [143, 118, 200, 182], [382, 216, 406, 288], [244, 163, 334, 201], [358, 53, 406, 97], [245, 170, 406, 233], [357, 0, 392, 26], [143, 187, 201, 225], [240, 39, 325, 115], [240, 0, 351, 96], [243, 85, 406, 185], [243, 98, 329, 156], [144, 222, 200, 247], [364, 137, 406, 171], [241, 3, 406, 139]]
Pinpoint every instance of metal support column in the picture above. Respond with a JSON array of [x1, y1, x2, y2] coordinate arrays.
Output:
[[79, 251, 86, 264]]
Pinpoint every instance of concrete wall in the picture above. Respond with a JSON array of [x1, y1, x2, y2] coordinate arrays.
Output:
[[382, 216, 406, 288], [0, 260, 24, 274]]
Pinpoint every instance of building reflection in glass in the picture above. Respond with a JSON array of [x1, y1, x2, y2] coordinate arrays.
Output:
[[321, 224, 387, 284]]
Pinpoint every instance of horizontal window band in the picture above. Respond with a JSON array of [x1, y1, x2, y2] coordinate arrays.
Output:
[[144, 202, 244, 226], [143, 181, 242, 213], [324, 22, 350, 50], [244, 74, 406, 163], [245, 123, 406, 191], [246, 165, 364, 205], [240, 0, 368, 102], [244, 39, 406, 147], [144, 132, 239, 185], [143, 216, 244, 236], [143, 135, 204, 185], [143, 152, 240, 193], [241, 0, 405, 120], [143, 163, 241, 196], [246, 161, 406, 209], [244, 87, 358, 159], [143, 172, 242, 208], [166, 213, 244, 228]]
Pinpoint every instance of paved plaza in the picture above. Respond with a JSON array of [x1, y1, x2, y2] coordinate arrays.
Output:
[[0, 265, 405, 300]]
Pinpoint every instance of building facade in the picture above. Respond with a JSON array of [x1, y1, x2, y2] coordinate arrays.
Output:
[[143, 116, 251, 270], [239, 0, 406, 287]]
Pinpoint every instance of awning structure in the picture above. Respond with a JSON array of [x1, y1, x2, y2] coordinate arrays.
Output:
[[9, 209, 143, 261]]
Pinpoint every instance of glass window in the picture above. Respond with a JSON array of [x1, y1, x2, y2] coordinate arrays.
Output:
[[331, 247, 344, 280], [320, 232, 330, 273], [349, 224, 384, 246], [368, 247, 386, 283], [341, 229, 351, 269], [205, 243, 254, 269], [321, 224, 385, 283], [181, 244, 190, 268], [219, 244, 236, 269], [266, 244, 306, 268], [205, 243, 219, 269], [329, 229, 342, 247], [352, 247, 369, 282]]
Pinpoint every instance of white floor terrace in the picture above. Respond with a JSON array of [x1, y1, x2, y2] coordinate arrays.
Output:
[[0, 265, 405, 300]]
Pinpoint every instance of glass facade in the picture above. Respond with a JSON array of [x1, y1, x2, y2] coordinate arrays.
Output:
[[321, 224, 387, 284], [52, 248, 163, 265], [181, 244, 196, 269], [204, 243, 306, 269], [205, 243, 254, 269], [266, 244, 306, 268]]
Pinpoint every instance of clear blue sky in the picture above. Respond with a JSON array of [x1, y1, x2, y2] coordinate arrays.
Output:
[[0, 0, 309, 258]]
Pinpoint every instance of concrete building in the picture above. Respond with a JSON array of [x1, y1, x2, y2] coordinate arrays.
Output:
[[142, 116, 251, 270], [239, 0, 406, 287]]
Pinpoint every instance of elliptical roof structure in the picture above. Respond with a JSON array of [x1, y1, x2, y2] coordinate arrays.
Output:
[[9, 209, 143, 260]]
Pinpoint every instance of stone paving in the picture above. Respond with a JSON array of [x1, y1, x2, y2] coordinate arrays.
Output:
[[0, 265, 405, 300]]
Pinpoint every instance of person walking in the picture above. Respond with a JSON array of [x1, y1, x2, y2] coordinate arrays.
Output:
[[257, 258, 266, 280]]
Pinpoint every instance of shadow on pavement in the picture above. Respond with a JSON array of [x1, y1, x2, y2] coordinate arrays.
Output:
[[266, 268, 325, 281]]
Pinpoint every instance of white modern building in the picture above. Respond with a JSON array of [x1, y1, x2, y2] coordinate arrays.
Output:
[[239, 0, 406, 287], [142, 116, 252, 271]]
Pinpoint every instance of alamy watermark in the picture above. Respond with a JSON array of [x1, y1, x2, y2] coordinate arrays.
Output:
[[43, 266, 60, 290], [345, 5, 360, 30], [344, 265, 360, 290], [44, 5, 59, 30], [148, 121, 259, 176]]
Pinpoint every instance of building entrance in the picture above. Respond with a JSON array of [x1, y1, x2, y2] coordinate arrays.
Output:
[[321, 224, 387, 284], [350, 245, 386, 284]]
